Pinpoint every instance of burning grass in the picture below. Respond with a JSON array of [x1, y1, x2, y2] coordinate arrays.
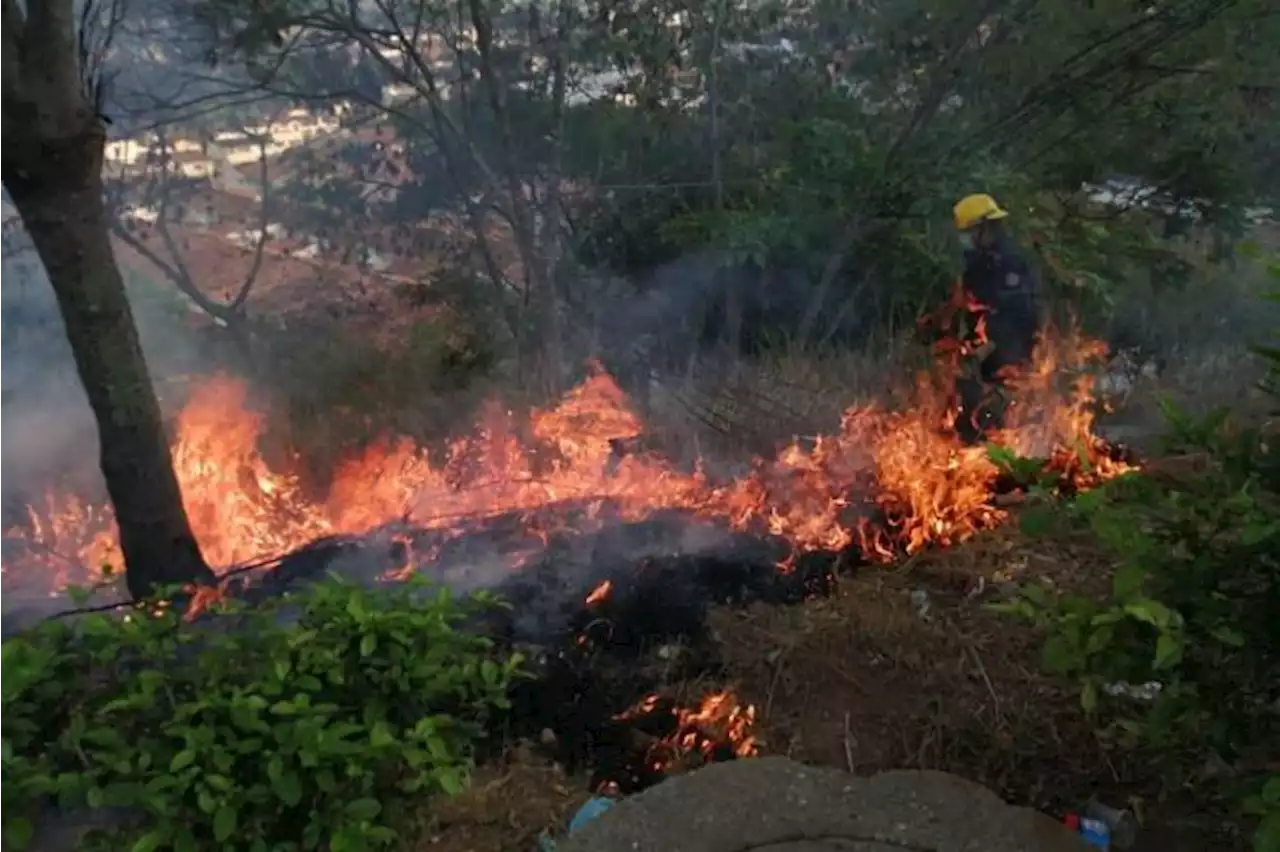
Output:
[[2, 322, 1132, 604]]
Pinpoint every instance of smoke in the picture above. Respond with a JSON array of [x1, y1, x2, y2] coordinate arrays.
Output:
[[585, 249, 856, 391], [1, 194, 216, 513], [1104, 257, 1279, 360]]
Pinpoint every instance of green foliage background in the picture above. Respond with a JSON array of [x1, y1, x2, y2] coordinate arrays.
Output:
[[991, 272, 1280, 849]]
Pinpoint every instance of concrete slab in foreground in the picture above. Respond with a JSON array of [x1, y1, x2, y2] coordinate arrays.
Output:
[[558, 757, 1089, 852]]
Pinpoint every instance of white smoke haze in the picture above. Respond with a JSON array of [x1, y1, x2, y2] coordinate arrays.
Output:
[[2, 184, 244, 629], [1, 213, 215, 504]]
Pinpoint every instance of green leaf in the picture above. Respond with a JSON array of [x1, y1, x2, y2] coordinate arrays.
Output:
[[1073, 487, 1109, 516], [1154, 632, 1184, 670], [131, 830, 166, 852], [344, 798, 382, 820], [346, 595, 368, 622], [1211, 626, 1246, 647], [369, 721, 396, 748], [1255, 812, 1280, 852], [273, 770, 303, 806], [436, 767, 465, 796], [1240, 522, 1279, 547], [1080, 680, 1099, 714], [169, 750, 196, 772], [330, 825, 366, 852], [1017, 505, 1057, 538], [1085, 625, 1115, 655], [1020, 584, 1048, 607], [360, 633, 378, 657], [1110, 563, 1146, 602], [1041, 634, 1080, 674], [481, 660, 501, 685], [213, 806, 238, 842], [205, 774, 233, 792], [1124, 599, 1177, 630], [5, 816, 33, 850], [985, 444, 1018, 469]]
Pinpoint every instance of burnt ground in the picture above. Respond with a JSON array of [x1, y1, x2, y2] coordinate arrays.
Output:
[[406, 508, 1246, 852]]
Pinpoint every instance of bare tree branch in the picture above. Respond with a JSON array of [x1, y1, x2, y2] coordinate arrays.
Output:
[[103, 112, 278, 327], [229, 125, 274, 312]]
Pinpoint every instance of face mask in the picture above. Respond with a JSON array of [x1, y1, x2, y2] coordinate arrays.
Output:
[[959, 233, 976, 251]]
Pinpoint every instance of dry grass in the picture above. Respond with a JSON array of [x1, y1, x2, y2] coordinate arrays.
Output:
[[707, 523, 1125, 808], [639, 326, 1272, 472], [705, 520, 1241, 851], [399, 746, 591, 852], [642, 337, 921, 468], [1098, 342, 1272, 448]]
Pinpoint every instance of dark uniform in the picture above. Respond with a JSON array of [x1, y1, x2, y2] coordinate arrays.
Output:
[[955, 235, 1040, 443]]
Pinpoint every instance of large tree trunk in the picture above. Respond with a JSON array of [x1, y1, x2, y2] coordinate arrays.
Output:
[[3, 0, 214, 599]]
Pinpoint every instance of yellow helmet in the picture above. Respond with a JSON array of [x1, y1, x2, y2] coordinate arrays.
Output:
[[953, 193, 1010, 231]]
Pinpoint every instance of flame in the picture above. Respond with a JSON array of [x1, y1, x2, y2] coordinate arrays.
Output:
[[2, 322, 1134, 597], [613, 690, 760, 778], [586, 579, 613, 606]]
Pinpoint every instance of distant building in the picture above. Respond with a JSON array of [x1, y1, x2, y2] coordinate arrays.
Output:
[[103, 107, 346, 185]]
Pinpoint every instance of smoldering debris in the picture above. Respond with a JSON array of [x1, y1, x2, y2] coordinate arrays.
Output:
[[258, 512, 845, 790], [217, 509, 843, 649], [488, 514, 840, 650]]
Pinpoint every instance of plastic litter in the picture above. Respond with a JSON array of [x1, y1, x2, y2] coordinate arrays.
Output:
[[909, 588, 933, 622], [1064, 812, 1109, 849], [1063, 798, 1138, 850], [1084, 799, 1138, 848], [568, 797, 616, 833], [1101, 680, 1162, 702], [537, 796, 617, 851]]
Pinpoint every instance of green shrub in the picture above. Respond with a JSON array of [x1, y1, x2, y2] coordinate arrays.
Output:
[[994, 405, 1280, 847], [1, 576, 525, 852]]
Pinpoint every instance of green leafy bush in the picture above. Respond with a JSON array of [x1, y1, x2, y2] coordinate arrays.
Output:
[[1, 577, 525, 852], [994, 405, 1280, 847]]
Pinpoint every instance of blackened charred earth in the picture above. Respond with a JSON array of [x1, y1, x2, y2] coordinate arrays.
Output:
[[244, 511, 848, 789]]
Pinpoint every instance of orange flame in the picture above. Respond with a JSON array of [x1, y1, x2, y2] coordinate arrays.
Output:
[[586, 579, 613, 606], [613, 690, 759, 777], [2, 323, 1133, 597]]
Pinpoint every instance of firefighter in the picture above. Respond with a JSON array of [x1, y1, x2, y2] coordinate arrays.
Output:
[[951, 193, 1040, 443]]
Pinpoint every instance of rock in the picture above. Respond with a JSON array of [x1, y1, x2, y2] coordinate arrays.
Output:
[[557, 757, 1088, 852]]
